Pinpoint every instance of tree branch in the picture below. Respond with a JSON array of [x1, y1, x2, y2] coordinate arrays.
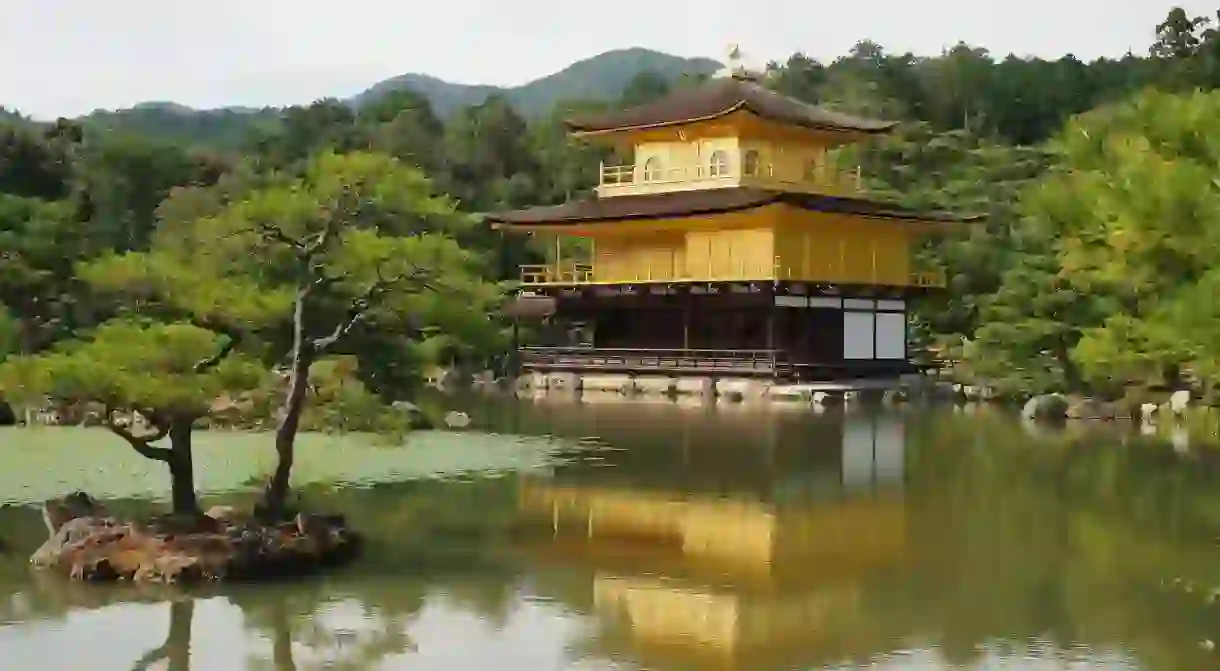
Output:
[[303, 186, 359, 258], [309, 265, 440, 352], [188, 317, 243, 373], [311, 307, 370, 352], [311, 268, 340, 289], [104, 406, 172, 462], [247, 219, 314, 255], [193, 332, 240, 373], [303, 217, 344, 258]]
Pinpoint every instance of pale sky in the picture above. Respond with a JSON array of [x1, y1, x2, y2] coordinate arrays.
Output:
[[1, 0, 1215, 119]]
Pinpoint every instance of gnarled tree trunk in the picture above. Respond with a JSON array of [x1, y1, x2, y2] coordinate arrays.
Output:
[[106, 412, 201, 517], [166, 419, 199, 517], [258, 291, 314, 521]]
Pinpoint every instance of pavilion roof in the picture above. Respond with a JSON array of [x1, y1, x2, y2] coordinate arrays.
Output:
[[565, 74, 898, 136], [486, 187, 983, 227]]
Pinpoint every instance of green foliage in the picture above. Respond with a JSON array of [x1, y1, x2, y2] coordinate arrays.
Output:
[[74, 132, 228, 251], [968, 248, 1102, 394], [0, 305, 17, 360], [859, 123, 1055, 340], [188, 151, 490, 295], [80, 103, 282, 151], [0, 319, 265, 417], [162, 152, 502, 393], [968, 88, 1220, 394], [0, 194, 101, 352], [302, 357, 411, 436], [0, 123, 74, 200], [81, 251, 292, 329]]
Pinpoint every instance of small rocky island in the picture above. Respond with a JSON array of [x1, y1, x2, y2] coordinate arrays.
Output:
[[30, 493, 361, 583]]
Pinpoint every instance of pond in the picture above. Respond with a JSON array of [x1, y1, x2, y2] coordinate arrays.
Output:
[[2, 399, 1220, 669]]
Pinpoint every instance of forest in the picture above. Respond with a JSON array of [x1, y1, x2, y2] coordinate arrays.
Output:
[[3, 4, 1220, 436]]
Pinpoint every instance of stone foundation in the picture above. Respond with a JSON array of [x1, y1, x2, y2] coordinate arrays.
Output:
[[674, 376, 715, 397], [504, 372, 919, 407], [581, 374, 634, 394], [633, 376, 677, 396]]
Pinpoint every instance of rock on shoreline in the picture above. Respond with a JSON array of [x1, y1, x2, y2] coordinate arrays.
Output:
[[30, 493, 361, 584]]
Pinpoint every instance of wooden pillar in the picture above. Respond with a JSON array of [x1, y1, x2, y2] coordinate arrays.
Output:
[[766, 305, 777, 377], [682, 292, 691, 350]]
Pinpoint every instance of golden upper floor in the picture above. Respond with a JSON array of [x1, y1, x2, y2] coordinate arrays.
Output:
[[519, 224, 946, 288], [488, 188, 970, 289], [565, 74, 897, 199], [598, 138, 864, 197]]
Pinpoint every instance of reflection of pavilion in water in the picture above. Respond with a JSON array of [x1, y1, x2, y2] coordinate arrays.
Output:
[[514, 406, 909, 668]]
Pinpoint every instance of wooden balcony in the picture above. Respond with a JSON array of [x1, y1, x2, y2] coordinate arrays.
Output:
[[518, 261, 946, 289], [519, 347, 917, 380], [598, 158, 863, 197], [522, 347, 785, 376], [520, 262, 594, 285]]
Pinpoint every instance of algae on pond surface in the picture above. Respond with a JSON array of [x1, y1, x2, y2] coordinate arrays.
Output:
[[0, 428, 562, 506]]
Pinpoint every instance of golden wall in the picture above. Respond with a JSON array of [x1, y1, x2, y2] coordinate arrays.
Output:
[[594, 232, 687, 282], [684, 228, 774, 280], [573, 207, 778, 283], [543, 205, 918, 286], [773, 209, 912, 286]]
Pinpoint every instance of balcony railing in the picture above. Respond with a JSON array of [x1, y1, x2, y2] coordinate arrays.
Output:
[[518, 259, 947, 288], [520, 262, 594, 284], [600, 164, 736, 187], [521, 347, 785, 376], [598, 158, 863, 194], [519, 347, 921, 380]]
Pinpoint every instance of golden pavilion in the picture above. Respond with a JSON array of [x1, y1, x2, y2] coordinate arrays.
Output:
[[488, 53, 978, 383]]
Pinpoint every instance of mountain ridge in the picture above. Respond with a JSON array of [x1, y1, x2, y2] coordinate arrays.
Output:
[[353, 47, 721, 116], [51, 48, 721, 148], [80, 47, 719, 117]]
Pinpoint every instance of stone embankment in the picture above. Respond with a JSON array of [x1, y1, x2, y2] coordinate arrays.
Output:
[[481, 371, 944, 406], [458, 368, 1205, 425], [1022, 389, 1193, 422], [29, 493, 360, 584]]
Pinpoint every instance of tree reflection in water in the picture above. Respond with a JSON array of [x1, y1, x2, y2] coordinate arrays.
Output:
[[8, 403, 1220, 669], [255, 595, 413, 670], [130, 600, 193, 671], [231, 573, 532, 670]]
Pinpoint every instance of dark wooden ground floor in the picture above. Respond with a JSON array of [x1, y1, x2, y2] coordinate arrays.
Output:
[[512, 282, 921, 381]]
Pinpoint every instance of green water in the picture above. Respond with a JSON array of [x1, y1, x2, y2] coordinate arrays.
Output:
[[2, 400, 1220, 670]]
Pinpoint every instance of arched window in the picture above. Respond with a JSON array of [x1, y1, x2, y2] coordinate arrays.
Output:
[[743, 150, 760, 177], [643, 156, 662, 181], [708, 150, 730, 178]]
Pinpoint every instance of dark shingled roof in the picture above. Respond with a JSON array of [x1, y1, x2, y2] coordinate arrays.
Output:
[[565, 75, 898, 135], [485, 188, 982, 226]]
